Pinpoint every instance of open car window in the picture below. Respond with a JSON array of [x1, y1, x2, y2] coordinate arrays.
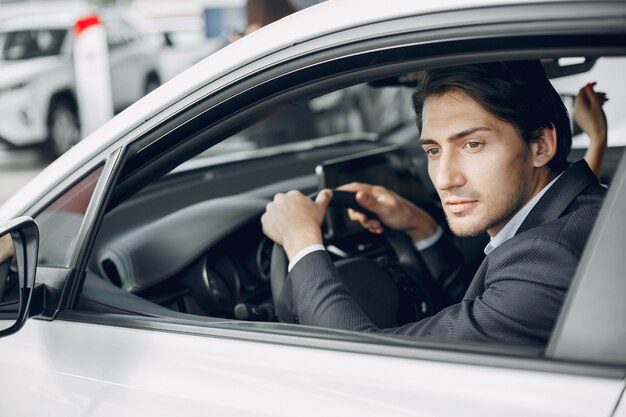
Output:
[[82, 81, 432, 319], [76, 44, 624, 360]]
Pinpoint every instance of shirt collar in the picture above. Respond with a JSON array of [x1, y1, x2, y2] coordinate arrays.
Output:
[[484, 173, 562, 255]]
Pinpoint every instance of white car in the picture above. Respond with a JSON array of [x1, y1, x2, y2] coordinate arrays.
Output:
[[0, 1, 625, 416], [150, 17, 223, 83], [0, 9, 162, 156]]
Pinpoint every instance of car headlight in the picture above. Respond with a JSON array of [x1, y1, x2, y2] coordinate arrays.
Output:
[[0, 82, 28, 98]]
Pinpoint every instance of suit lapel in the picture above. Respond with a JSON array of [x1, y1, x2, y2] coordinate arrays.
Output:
[[516, 160, 597, 235]]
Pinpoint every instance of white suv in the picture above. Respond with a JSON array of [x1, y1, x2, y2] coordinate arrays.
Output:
[[0, 9, 161, 156]]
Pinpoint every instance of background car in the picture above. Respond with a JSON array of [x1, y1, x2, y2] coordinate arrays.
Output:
[[0, 8, 162, 157], [0, 0, 625, 416], [149, 16, 223, 82]]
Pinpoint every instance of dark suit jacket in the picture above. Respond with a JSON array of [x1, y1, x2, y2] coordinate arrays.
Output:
[[276, 160, 606, 347]]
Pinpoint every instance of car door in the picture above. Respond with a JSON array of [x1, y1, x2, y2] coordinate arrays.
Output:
[[1, 2, 625, 416]]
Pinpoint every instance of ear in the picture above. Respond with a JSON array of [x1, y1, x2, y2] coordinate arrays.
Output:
[[530, 125, 557, 168]]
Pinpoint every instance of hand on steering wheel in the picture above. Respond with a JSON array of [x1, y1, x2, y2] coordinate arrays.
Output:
[[267, 190, 446, 324]]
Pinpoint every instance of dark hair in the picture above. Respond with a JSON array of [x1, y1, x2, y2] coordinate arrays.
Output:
[[412, 61, 571, 173], [246, 0, 297, 28]]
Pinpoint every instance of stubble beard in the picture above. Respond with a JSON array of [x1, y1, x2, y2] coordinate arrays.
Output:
[[444, 186, 527, 237], [443, 149, 531, 238]]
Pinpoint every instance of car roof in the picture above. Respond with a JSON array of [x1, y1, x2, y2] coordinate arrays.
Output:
[[0, 0, 586, 219], [0, 6, 92, 31], [0, 6, 146, 32], [0, 15, 77, 31]]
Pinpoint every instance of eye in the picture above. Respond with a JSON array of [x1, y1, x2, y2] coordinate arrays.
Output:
[[424, 147, 441, 158], [465, 141, 482, 150]]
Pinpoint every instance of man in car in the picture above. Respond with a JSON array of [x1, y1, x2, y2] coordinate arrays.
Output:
[[261, 60, 607, 347]]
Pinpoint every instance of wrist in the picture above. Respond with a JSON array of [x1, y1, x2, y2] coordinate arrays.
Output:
[[283, 231, 323, 260], [404, 208, 439, 242], [589, 126, 607, 144], [406, 225, 439, 242]]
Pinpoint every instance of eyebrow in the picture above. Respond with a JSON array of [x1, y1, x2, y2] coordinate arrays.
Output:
[[419, 126, 493, 146]]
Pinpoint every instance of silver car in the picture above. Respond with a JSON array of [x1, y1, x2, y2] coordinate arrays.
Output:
[[0, 1, 625, 415]]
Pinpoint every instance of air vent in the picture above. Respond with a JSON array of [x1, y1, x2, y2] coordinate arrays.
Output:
[[101, 259, 122, 288]]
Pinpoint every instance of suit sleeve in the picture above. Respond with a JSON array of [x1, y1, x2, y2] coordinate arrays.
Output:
[[276, 235, 578, 347], [275, 233, 463, 326]]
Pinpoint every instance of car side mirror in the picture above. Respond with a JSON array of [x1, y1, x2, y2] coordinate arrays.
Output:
[[0, 217, 38, 338]]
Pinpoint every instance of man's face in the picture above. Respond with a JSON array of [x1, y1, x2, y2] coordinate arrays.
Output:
[[420, 89, 541, 237]]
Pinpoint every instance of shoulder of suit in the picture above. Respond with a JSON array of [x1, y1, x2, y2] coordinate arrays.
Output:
[[514, 200, 603, 256]]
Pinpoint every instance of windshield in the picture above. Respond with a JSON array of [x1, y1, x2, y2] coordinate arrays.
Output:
[[0, 29, 66, 60]]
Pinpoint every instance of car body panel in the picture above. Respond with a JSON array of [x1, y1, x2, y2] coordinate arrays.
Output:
[[0, 56, 74, 146], [0, 318, 623, 417], [615, 391, 626, 417], [104, 15, 162, 111]]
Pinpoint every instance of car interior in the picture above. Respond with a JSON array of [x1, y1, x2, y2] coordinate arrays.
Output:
[[31, 54, 624, 350]]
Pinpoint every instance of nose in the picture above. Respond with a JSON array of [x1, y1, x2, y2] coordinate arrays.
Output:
[[431, 151, 466, 191]]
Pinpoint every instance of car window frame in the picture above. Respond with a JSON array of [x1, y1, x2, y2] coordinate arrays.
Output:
[[44, 4, 626, 377], [24, 149, 122, 319]]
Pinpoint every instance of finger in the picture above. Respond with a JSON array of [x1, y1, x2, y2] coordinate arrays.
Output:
[[578, 82, 595, 96], [363, 219, 382, 230], [260, 213, 270, 233], [338, 182, 374, 193], [365, 222, 383, 234], [355, 190, 378, 210], [273, 192, 285, 203], [581, 85, 601, 106], [577, 82, 596, 102], [349, 211, 376, 229], [315, 188, 333, 209], [583, 82, 607, 105], [576, 89, 590, 107], [347, 208, 381, 232], [347, 208, 368, 223]]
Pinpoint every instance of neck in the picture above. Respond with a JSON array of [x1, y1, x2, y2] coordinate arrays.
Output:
[[532, 168, 558, 197], [486, 167, 557, 237]]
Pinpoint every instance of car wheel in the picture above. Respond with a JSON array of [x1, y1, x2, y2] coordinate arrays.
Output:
[[45, 98, 80, 158]]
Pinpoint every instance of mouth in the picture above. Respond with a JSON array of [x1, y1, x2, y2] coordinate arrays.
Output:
[[445, 200, 478, 214]]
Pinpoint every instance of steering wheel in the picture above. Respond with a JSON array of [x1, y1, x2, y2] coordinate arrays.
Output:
[[270, 190, 445, 326]]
